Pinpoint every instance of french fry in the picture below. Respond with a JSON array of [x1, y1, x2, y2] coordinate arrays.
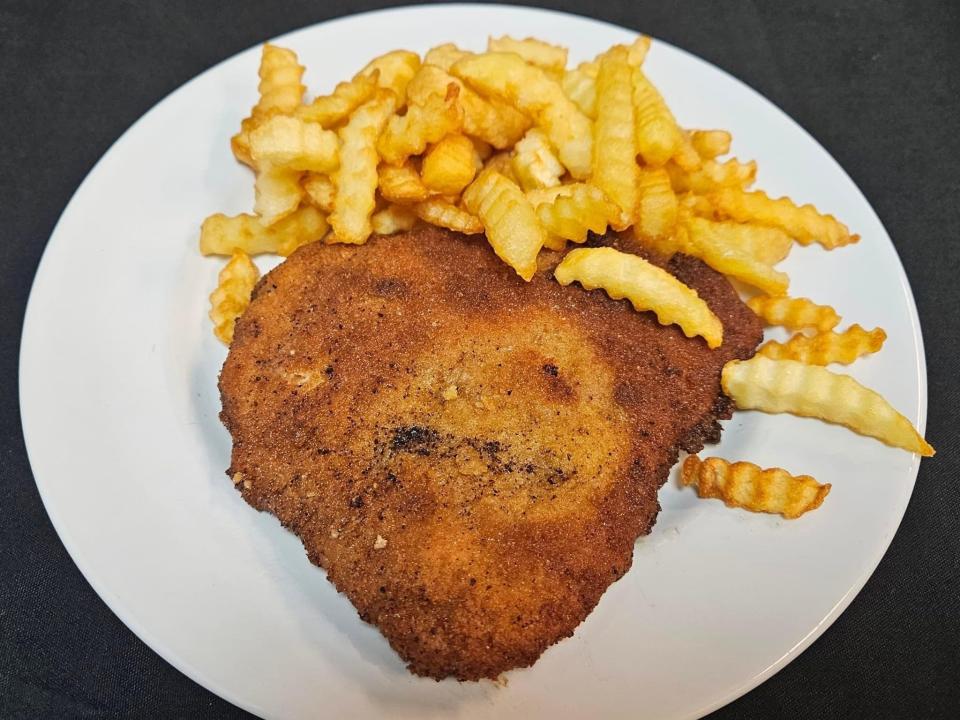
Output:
[[462, 169, 545, 280], [453, 52, 593, 178], [232, 44, 306, 167], [747, 295, 841, 332], [722, 356, 934, 456], [679, 192, 717, 218], [632, 67, 684, 166], [511, 128, 565, 191], [689, 130, 732, 160], [592, 47, 640, 229], [330, 90, 397, 244], [357, 50, 421, 104], [421, 134, 480, 195], [702, 222, 793, 265], [525, 183, 577, 208], [424, 43, 472, 71], [302, 173, 335, 212], [535, 183, 617, 243], [636, 168, 678, 241], [254, 164, 303, 225], [554, 246, 723, 348], [297, 72, 379, 126], [371, 203, 418, 235], [759, 325, 886, 365], [248, 115, 339, 173], [414, 198, 484, 234], [710, 188, 858, 249], [683, 215, 790, 295], [487, 36, 568, 74], [209, 251, 260, 344], [483, 151, 519, 184], [667, 158, 756, 194], [377, 85, 463, 165], [561, 61, 599, 118], [199, 206, 329, 257], [378, 161, 430, 203], [406, 64, 530, 149], [681, 456, 830, 519]]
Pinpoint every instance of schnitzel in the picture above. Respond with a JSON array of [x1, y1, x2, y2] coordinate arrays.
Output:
[[218, 227, 762, 680]]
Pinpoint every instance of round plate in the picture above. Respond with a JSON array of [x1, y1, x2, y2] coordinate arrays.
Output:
[[20, 5, 926, 719]]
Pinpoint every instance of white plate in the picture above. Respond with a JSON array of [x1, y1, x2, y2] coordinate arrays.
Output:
[[20, 5, 926, 719]]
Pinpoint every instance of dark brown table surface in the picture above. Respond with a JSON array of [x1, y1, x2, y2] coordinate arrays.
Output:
[[2, 1, 958, 717]]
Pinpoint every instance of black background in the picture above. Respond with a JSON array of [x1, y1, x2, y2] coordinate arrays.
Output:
[[2, 1, 958, 717]]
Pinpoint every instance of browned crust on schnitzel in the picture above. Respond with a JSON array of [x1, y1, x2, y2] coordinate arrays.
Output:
[[219, 227, 762, 680]]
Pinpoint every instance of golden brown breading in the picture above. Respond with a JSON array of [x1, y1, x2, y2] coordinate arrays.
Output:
[[218, 227, 761, 680]]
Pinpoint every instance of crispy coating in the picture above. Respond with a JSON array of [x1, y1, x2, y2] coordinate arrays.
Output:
[[218, 227, 762, 680]]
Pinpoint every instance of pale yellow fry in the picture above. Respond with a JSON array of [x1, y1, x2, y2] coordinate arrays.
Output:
[[297, 72, 378, 126], [302, 173, 335, 212], [525, 183, 577, 207], [421, 134, 480, 195], [554, 246, 723, 348], [453, 52, 593, 178], [535, 183, 617, 243], [483, 151, 519, 184], [722, 356, 934, 456], [704, 222, 793, 265], [636, 168, 678, 241], [248, 115, 339, 172], [689, 130, 732, 160], [632, 67, 684, 166], [679, 192, 716, 218], [209, 251, 260, 345], [487, 36, 568, 73], [377, 85, 463, 165], [414, 198, 484, 234], [231, 44, 306, 166], [747, 295, 841, 332], [710, 188, 858, 249], [254, 164, 303, 226], [462, 169, 545, 280], [681, 456, 830, 519], [683, 215, 790, 295], [407, 64, 529, 149], [593, 47, 639, 229], [357, 50, 421, 104], [330, 91, 397, 244], [561, 62, 599, 118], [199, 206, 329, 257], [512, 128, 565, 191], [424, 43, 472, 71], [371, 203, 418, 235], [378, 161, 430, 203], [759, 325, 887, 365], [667, 158, 756, 194]]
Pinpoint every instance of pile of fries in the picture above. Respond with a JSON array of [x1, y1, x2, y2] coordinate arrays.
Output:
[[200, 35, 933, 520]]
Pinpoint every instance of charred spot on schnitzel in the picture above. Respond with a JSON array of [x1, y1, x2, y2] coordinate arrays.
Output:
[[218, 227, 762, 680]]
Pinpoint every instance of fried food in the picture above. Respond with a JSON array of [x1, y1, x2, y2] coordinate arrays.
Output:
[[681, 455, 830, 519], [511, 128, 565, 191], [248, 115, 339, 173], [682, 215, 790, 295], [554, 247, 724, 348], [371, 203, 418, 235], [759, 325, 887, 365], [534, 183, 617, 243], [667, 158, 756, 194], [413, 198, 483, 234], [298, 72, 379, 126], [453, 52, 593, 178], [378, 161, 430, 203], [710, 188, 858, 249], [462, 169, 545, 280], [689, 130, 731, 160], [487, 36, 568, 73], [199, 207, 329, 257], [722, 356, 934, 456], [302, 173, 335, 212], [747, 295, 841, 332], [253, 164, 303, 226], [378, 85, 463, 165], [358, 50, 421, 104], [330, 90, 397, 244], [219, 228, 763, 680], [209, 250, 260, 344], [592, 47, 640, 229], [631, 67, 684, 166], [636, 168, 678, 241], [420, 134, 480, 195]]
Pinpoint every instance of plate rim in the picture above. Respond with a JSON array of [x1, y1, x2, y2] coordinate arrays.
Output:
[[18, 5, 928, 719]]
